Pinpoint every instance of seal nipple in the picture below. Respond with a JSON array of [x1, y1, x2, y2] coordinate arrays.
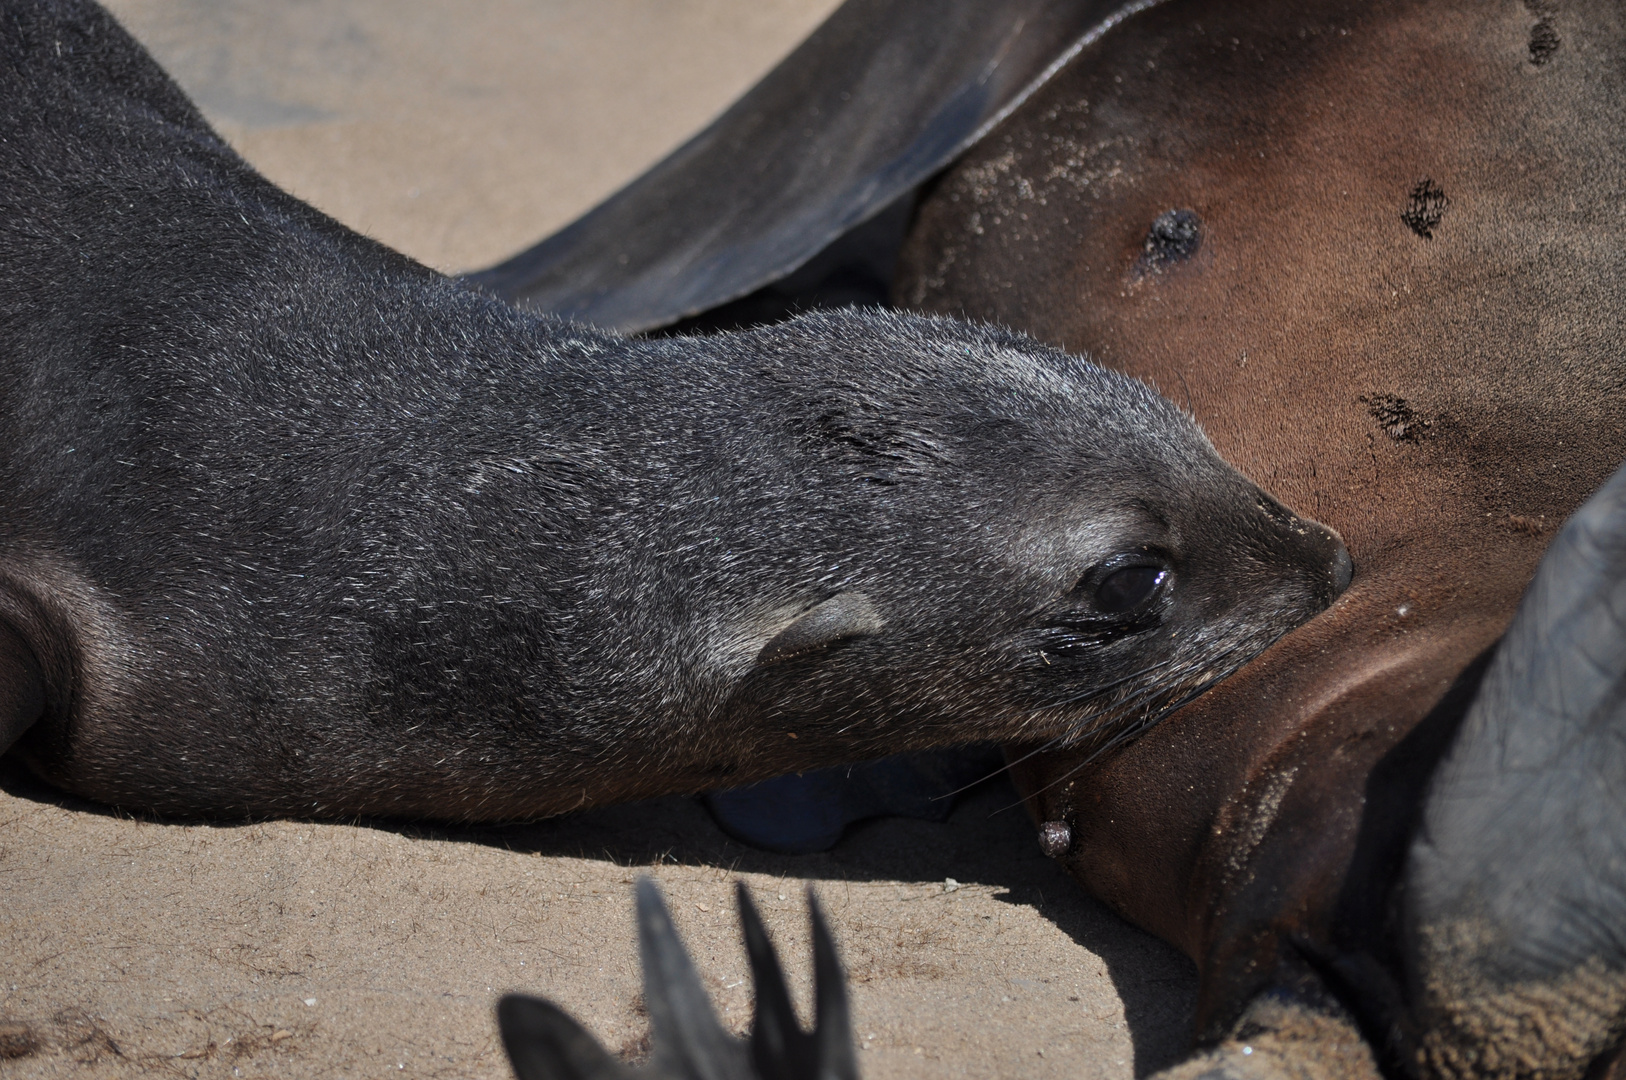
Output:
[[1038, 820, 1073, 858]]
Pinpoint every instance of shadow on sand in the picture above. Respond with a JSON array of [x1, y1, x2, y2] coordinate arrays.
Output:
[[0, 754, 1197, 1076]]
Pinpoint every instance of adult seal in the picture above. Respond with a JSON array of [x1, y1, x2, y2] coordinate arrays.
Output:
[[890, 0, 1626, 1074], [0, 0, 1350, 821]]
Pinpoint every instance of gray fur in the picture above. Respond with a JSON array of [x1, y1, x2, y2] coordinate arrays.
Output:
[[0, 0, 1347, 820]]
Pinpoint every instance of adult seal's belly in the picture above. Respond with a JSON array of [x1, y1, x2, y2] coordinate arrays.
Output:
[[897, 0, 1626, 1068]]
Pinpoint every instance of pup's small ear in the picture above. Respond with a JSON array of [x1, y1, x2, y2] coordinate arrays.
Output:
[[497, 994, 636, 1080], [756, 593, 884, 666]]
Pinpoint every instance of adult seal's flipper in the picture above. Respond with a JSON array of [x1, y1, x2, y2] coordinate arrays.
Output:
[[465, 0, 1158, 333], [497, 880, 858, 1080], [498, 996, 637, 1080], [1405, 460, 1626, 1080]]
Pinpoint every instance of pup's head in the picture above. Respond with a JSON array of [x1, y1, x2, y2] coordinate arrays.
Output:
[[640, 311, 1351, 765]]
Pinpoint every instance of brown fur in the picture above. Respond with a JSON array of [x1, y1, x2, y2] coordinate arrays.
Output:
[[898, 0, 1626, 1046]]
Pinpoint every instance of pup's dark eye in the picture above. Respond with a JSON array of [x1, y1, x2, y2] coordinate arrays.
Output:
[[1096, 566, 1167, 613]]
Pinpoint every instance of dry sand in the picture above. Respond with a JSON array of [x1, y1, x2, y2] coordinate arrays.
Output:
[[0, 3, 1198, 1077]]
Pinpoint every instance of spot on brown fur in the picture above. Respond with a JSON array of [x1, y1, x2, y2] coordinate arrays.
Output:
[[1524, 1, 1562, 65], [1361, 393, 1434, 442], [1529, 21, 1562, 63], [1402, 180, 1449, 239], [1135, 209, 1202, 276]]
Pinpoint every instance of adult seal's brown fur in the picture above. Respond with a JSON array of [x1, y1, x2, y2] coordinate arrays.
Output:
[[0, 0, 1351, 822], [896, 0, 1626, 1075]]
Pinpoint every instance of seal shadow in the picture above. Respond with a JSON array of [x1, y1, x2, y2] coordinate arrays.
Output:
[[481, 778, 1200, 1075], [0, 751, 1198, 1075]]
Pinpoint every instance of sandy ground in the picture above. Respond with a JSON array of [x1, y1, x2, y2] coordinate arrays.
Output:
[[0, 4, 1198, 1078]]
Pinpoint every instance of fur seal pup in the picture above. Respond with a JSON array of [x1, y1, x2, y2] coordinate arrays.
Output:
[[0, 0, 1350, 821]]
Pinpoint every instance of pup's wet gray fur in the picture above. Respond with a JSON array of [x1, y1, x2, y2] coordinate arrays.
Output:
[[0, 0, 1348, 820]]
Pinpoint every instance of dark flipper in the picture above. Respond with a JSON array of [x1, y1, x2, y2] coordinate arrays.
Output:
[[637, 879, 753, 1080], [1405, 460, 1626, 1080], [465, 0, 1155, 332], [736, 883, 857, 1080], [807, 892, 857, 1080], [737, 885, 814, 1080], [0, 618, 45, 759], [498, 996, 638, 1080], [498, 880, 857, 1080]]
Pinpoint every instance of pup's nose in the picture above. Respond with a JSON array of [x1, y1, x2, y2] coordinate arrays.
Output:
[[1331, 540, 1354, 595], [1304, 523, 1354, 606]]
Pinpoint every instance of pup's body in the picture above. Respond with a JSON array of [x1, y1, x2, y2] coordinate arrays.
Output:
[[0, 0, 1347, 820]]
